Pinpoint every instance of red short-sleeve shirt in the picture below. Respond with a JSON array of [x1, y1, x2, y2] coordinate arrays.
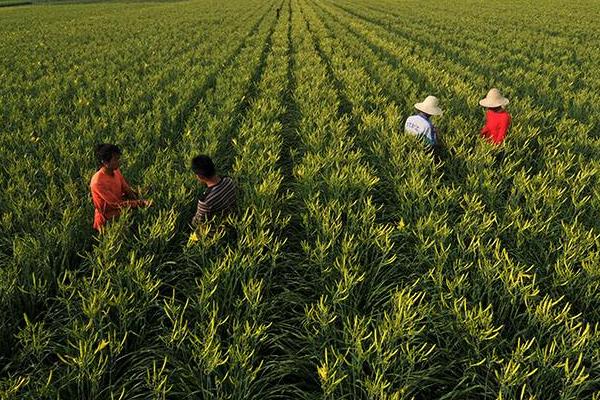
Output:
[[481, 109, 512, 144]]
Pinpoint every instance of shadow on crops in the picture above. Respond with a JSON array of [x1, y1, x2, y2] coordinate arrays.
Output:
[[217, 7, 279, 172], [168, 4, 274, 151], [32, 0, 191, 5], [278, 0, 301, 188], [0, 1, 31, 8], [302, 8, 353, 118], [311, 0, 434, 95]]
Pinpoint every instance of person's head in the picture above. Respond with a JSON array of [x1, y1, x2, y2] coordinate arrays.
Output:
[[95, 143, 121, 171], [191, 155, 216, 183]]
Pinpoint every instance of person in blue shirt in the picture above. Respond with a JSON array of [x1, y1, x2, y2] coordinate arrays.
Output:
[[404, 95, 443, 149]]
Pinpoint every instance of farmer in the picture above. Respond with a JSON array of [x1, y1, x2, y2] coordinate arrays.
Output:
[[90, 144, 151, 231], [404, 95, 443, 150], [191, 155, 237, 226], [276, 7, 280, 18], [479, 88, 511, 145]]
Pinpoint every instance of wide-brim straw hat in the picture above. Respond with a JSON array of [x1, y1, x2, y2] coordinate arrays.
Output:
[[414, 95, 443, 116], [479, 88, 509, 108]]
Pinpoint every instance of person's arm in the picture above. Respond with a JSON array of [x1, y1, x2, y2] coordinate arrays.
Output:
[[481, 111, 493, 139], [123, 185, 139, 200], [423, 125, 435, 146], [191, 200, 211, 227], [403, 119, 411, 134], [118, 171, 139, 199], [92, 183, 146, 215], [432, 125, 441, 145], [481, 120, 491, 138]]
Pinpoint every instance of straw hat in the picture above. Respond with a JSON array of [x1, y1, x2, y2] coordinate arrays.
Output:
[[479, 88, 509, 108], [414, 95, 443, 116]]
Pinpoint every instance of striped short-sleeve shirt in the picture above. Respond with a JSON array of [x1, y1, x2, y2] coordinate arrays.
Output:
[[192, 176, 237, 226]]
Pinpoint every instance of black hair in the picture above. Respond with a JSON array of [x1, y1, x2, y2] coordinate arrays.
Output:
[[95, 143, 121, 166], [191, 155, 216, 178]]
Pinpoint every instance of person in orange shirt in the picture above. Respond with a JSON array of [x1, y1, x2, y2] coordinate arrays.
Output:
[[90, 144, 151, 231], [480, 88, 512, 145]]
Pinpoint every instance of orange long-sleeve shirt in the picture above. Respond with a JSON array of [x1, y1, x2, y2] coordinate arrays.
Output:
[[90, 168, 143, 231], [481, 109, 511, 144]]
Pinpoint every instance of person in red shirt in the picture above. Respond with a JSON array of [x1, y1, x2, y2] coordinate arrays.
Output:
[[90, 144, 151, 231], [479, 88, 511, 145]]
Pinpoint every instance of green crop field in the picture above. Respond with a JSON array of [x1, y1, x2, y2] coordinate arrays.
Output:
[[2, 0, 600, 398]]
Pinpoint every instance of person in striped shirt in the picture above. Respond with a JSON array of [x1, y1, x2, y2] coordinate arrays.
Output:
[[191, 155, 237, 226]]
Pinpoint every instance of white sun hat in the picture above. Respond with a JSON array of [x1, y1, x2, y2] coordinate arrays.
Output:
[[414, 95, 443, 116], [479, 88, 509, 108]]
